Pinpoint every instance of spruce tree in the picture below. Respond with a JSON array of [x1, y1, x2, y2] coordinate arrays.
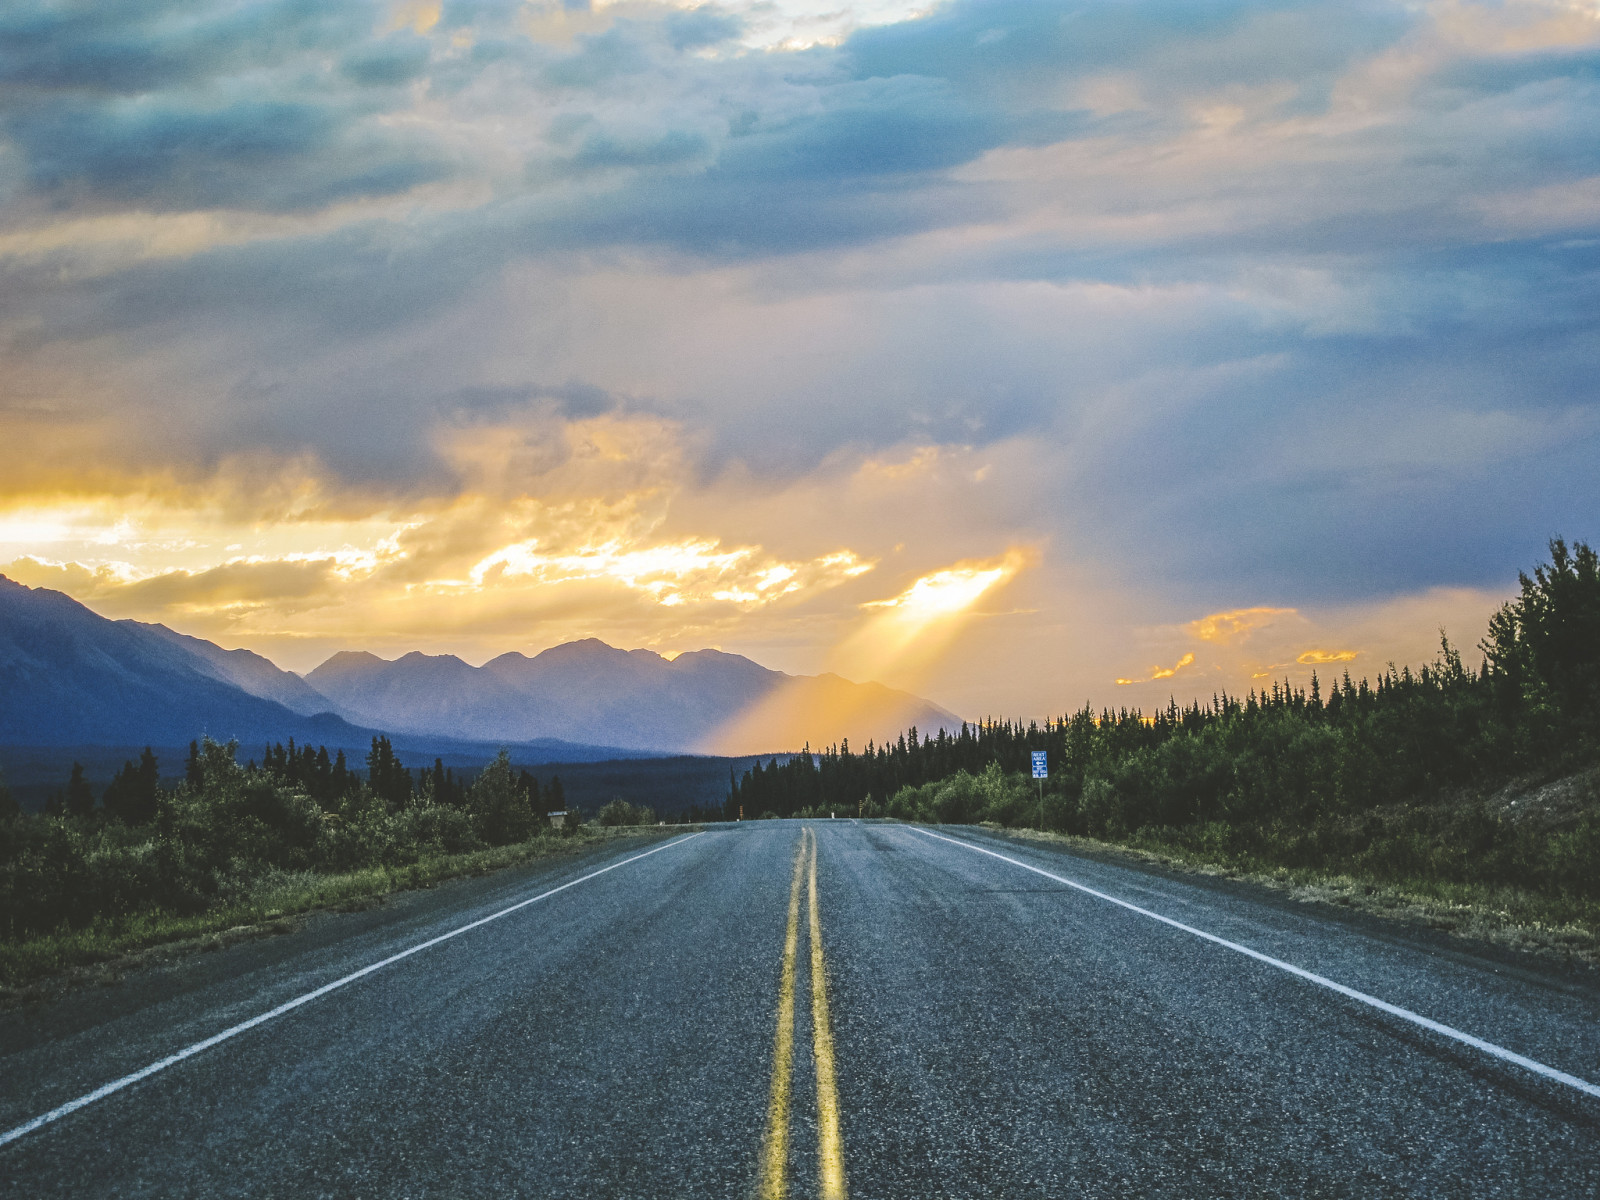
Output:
[[0, 763, 16, 821], [64, 762, 95, 818], [104, 747, 160, 825], [468, 750, 534, 845]]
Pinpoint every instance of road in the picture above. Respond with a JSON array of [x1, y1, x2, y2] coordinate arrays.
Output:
[[2, 820, 1598, 1197]]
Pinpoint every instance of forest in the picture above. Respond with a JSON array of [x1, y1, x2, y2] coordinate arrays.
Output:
[[0, 738, 578, 948], [2, 539, 1596, 976], [729, 539, 1600, 910]]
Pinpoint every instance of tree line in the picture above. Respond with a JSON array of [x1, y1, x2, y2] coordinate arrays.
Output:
[[0, 738, 576, 942], [728, 539, 1600, 903]]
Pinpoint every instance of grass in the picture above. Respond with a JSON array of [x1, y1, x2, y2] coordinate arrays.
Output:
[[984, 823, 1600, 969], [0, 825, 687, 1002]]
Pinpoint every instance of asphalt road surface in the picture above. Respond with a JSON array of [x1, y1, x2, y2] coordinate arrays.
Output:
[[3, 820, 1598, 1197]]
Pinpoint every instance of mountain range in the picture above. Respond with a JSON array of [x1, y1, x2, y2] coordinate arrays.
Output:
[[0, 575, 961, 756]]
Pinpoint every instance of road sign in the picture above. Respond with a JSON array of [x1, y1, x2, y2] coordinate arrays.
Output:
[[1031, 751, 1048, 779]]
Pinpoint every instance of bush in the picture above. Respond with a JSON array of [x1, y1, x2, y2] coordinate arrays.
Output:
[[390, 802, 482, 855], [468, 750, 538, 845], [596, 799, 656, 827], [0, 738, 556, 943]]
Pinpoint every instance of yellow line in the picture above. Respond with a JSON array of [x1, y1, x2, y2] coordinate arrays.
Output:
[[757, 831, 807, 1200], [808, 827, 849, 1200]]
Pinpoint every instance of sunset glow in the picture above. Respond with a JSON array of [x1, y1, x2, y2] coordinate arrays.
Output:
[[6, 9, 1597, 1189], [1297, 649, 1360, 666], [1116, 653, 1197, 687], [866, 563, 1010, 619], [0, 0, 1593, 729]]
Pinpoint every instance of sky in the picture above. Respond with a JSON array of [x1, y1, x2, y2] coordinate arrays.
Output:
[[1, 0, 1598, 723]]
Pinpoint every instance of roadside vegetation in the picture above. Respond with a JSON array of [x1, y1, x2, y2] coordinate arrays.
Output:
[[730, 539, 1600, 957], [0, 740, 622, 991], [594, 798, 662, 826]]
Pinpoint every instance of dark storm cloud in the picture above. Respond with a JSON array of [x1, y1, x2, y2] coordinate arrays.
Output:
[[0, 2, 449, 212], [7, 97, 450, 211], [0, 0, 367, 95]]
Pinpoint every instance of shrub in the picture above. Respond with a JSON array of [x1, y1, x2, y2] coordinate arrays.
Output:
[[596, 799, 656, 826], [468, 750, 538, 845], [390, 802, 482, 855]]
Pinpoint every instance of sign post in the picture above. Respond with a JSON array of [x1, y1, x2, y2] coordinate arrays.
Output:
[[1031, 751, 1048, 827]]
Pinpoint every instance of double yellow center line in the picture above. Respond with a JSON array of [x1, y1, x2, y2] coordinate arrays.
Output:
[[757, 827, 847, 1200]]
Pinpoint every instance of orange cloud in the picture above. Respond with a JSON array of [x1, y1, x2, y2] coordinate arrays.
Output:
[[1187, 607, 1296, 643], [862, 556, 1016, 617], [829, 549, 1030, 685], [1296, 648, 1358, 665], [1116, 651, 1196, 685]]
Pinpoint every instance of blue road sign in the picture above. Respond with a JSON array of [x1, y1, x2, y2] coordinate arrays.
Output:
[[1031, 751, 1048, 779]]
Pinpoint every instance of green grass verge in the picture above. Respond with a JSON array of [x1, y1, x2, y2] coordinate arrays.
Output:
[[985, 823, 1600, 967], [0, 826, 687, 998]]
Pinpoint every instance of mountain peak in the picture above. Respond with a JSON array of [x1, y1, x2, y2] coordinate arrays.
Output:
[[529, 637, 632, 664], [396, 650, 469, 667], [0, 583, 962, 755], [0, 577, 370, 747], [313, 650, 387, 671]]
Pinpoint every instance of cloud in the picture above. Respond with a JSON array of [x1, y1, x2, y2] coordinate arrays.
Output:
[[1, 0, 1599, 716], [862, 554, 1018, 616], [8, 98, 452, 213], [1117, 652, 1196, 686], [1188, 607, 1297, 643], [0, 1, 368, 96], [665, 7, 743, 52], [1296, 648, 1358, 665]]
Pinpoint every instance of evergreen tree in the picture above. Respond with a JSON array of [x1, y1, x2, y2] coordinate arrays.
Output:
[[517, 770, 541, 808], [516, 769, 546, 829], [1484, 537, 1600, 748], [468, 750, 535, 845], [63, 762, 95, 818], [0, 763, 16, 821], [426, 758, 458, 807], [366, 736, 413, 811], [104, 747, 160, 825], [312, 745, 333, 800]]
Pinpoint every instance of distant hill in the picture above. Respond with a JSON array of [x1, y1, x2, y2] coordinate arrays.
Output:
[[133, 621, 334, 715], [0, 577, 636, 763], [0, 575, 366, 748], [307, 637, 962, 754], [0, 573, 963, 758]]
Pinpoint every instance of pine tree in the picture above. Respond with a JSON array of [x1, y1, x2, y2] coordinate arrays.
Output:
[[0, 762, 16, 821], [468, 750, 535, 845], [104, 747, 160, 825], [366, 736, 413, 811], [64, 762, 95, 818]]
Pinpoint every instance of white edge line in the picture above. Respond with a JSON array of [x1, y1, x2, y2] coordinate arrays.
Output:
[[0, 832, 705, 1149], [914, 827, 1600, 1101]]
